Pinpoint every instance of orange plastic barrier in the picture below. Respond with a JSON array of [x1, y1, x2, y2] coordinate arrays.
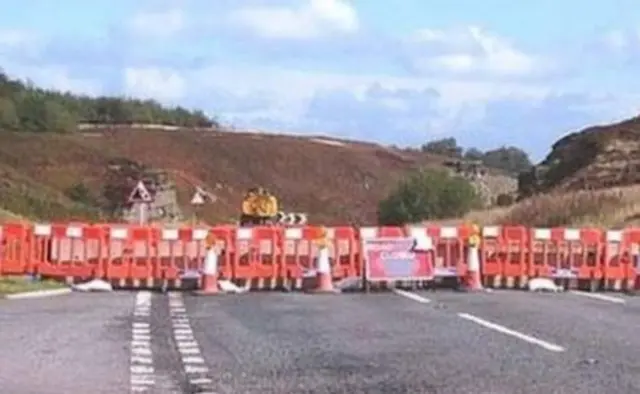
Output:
[[528, 228, 603, 283], [231, 226, 279, 286], [0, 223, 30, 275], [602, 228, 638, 290], [1, 221, 639, 291], [31, 223, 105, 279], [280, 226, 359, 282], [481, 225, 528, 288]]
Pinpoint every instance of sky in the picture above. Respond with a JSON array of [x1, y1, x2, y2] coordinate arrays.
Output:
[[1, 0, 640, 161]]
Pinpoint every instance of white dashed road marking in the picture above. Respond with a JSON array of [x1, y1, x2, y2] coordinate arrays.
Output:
[[569, 290, 626, 304], [457, 312, 566, 353], [169, 292, 216, 393], [392, 288, 431, 303], [130, 291, 155, 392], [393, 289, 566, 353]]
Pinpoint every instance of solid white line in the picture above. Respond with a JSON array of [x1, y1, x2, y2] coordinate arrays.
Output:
[[5, 288, 72, 300], [392, 289, 431, 303], [569, 291, 626, 304], [457, 312, 566, 352]]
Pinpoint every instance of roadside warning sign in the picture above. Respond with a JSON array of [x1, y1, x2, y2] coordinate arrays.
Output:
[[190, 189, 205, 205], [128, 181, 153, 203]]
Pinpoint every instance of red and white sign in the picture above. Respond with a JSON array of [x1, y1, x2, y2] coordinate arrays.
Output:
[[190, 190, 205, 205], [363, 237, 434, 282], [128, 181, 153, 203]]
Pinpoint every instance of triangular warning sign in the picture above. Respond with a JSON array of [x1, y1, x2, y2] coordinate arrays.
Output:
[[190, 189, 205, 205], [128, 181, 153, 203]]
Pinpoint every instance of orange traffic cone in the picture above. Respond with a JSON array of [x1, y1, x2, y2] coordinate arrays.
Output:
[[195, 233, 221, 296], [307, 228, 340, 294], [463, 243, 484, 291], [461, 224, 484, 291]]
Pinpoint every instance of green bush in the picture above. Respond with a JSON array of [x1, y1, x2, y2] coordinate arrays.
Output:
[[377, 168, 481, 225]]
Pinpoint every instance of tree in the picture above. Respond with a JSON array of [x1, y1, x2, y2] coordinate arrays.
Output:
[[421, 137, 463, 158], [66, 183, 94, 204], [378, 169, 481, 225], [464, 147, 484, 161], [0, 97, 19, 130], [42, 101, 77, 133], [481, 146, 532, 174], [0, 71, 220, 133]]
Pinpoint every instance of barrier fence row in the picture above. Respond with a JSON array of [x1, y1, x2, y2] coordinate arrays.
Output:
[[1, 222, 639, 290]]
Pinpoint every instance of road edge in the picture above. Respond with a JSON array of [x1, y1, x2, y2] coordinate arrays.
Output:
[[3, 288, 72, 300]]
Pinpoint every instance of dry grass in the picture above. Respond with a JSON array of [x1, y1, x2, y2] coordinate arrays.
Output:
[[466, 185, 640, 228], [0, 208, 24, 223]]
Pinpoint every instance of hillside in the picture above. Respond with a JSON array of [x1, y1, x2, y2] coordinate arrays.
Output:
[[0, 70, 522, 226], [519, 115, 640, 196], [0, 127, 518, 225], [456, 114, 640, 229]]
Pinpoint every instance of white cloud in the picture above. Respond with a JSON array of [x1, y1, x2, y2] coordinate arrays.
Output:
[[602, 30, 630, 51], [229, 0, 359, 40], [123, 67, 186, 101], [171, 63, 556, 144], [0, 29, 37, 48], [407, 26, 543, 77], [127, 9, 185, 38]]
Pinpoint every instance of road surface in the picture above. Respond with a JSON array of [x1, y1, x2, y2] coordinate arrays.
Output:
[[1, 288, 640, 393]]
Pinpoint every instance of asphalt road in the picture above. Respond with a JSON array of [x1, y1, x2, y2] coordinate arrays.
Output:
[[0, 292, 135, 394], [3, 288, 640, 393]]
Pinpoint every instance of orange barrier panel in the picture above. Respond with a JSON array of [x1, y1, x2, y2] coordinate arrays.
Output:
[[31, 223, 105, 280], [280, 226, 359, 282], [0, 223, 30, 275], [331, 227, 360, 278], [602, 229, 638, 290], [281, 226, 320, 280], [528, 227, 603, 282], [481, 225, 528, 288], [155, 226, 213, 280], [232, 226, 280, 284], [427, 225, 470, 278], [103, 225, 134, 282]]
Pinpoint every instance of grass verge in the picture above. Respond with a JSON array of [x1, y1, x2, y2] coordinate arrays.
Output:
[[0, 208, 25, 224], [0, 275, 67, 296], [463, 185, 640, 228]]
